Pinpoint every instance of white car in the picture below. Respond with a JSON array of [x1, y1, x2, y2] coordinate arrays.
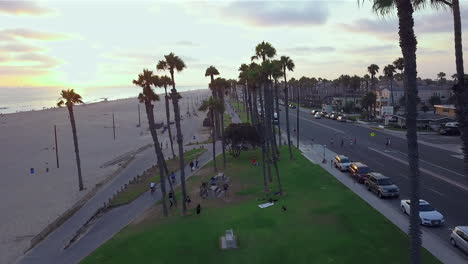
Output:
[[333, 155, 352, 172], [400, 199, 444, 226], [451, 226, 468, 254], [314, 113, 321, 119]]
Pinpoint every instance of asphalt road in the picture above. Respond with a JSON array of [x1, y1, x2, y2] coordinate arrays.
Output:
[[278, 106, 468, 252]]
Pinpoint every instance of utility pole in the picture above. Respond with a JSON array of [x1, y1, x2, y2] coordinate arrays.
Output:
[[112, 113, 116, 140], [137, 104, 141, 127], [54, 125, 59, 168]]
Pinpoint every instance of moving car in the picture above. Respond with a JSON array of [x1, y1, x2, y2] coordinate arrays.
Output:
[[337, 115, 346, 122], [314, 113, 321, 119], [289, 104, 296, 109], [451, 226, 468, 254], [349, 162, 371, 183], [311, 110, 317, 115], [331, 113, 338, 120], [365, 172, 399, 198], [273, 112, 279, 124], [439, 122, 460, 135], [333, 155, 352, 172], [400, 199, 444, 226]]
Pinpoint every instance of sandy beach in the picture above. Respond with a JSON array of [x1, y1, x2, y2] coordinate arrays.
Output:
[[0, 89, 210, 264]]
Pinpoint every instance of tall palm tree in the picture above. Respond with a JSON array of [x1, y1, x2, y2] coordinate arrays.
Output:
[[212, 77, 229, 169], [57, 89, 84, 191], [238, 64, 250, 122], [133, 69, 169, 216], [363, 1, 449, 263], [367, 64, 380, 91], [156, 53, 188, 215], [205, 66, 221, 137], [155, 74, 176, 159], [384, 64, 397, 106], [199, 96, 222, 172], [393, 57, 405, 75], [280, 55, 295, 159], [252, 41, 276, 62], [272, 60, 283, 147], [363, 74, 371, 92]]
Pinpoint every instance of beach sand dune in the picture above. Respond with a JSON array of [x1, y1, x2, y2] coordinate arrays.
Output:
[[0, 89, 210, 264]]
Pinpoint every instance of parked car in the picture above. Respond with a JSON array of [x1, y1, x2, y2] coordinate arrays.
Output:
[[365, 172, 399, 198], [349, 162, 371, 183], [400, 199, 444, 226], [331, 113, 338, 120], [314, 113, 321, 119], [325, 113, 332, 118], [333, 155, 352, 172], [320, 111, 327, 117], [311, 110, 317, 115], [451, 226, 468, 254], [289, 104, 296, 109], [337, 115, 346, 122], [439, 122, 460, 135]]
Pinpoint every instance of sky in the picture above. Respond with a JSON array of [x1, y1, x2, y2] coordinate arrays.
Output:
[[0, 0, 466, 91]]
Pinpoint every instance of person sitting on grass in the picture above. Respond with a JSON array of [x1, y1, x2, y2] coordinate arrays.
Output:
[[252, 157, 258, 166], [185, 195, 192, 208]]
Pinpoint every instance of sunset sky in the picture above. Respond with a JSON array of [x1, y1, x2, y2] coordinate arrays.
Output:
[[0, 0, 466, 90]]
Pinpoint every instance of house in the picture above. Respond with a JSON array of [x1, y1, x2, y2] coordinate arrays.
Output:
[[434, 104, 457, 118], [394, 112, 455, 129]]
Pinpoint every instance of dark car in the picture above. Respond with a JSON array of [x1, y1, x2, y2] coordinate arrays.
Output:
[[439, 122, 460, 135], [289, 104, 297, 109], [365, 172, 400, 198], [349, 162, 371, 183]]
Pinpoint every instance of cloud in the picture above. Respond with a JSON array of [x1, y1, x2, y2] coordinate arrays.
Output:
[[284, 46, 336, 55], [346, 44, 398, 54], [0, 28, 67, 41], [338, 18, 397, 40], [418, 47, 449, 55], [219, 1, 329, 27], [0, 43, 43, 53], [0, 66, 47, 75], [0, 1, 52, 16], [13, 52, 60, 68], [175, 40, 199, 46]]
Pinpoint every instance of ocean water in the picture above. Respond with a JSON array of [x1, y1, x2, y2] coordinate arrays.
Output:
[[0, 86, 207, 114]]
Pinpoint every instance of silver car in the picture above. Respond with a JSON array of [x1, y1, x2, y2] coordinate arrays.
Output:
[[451, 226, 468, 254]]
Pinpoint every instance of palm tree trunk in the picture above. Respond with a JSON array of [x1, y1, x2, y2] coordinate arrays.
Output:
[[170, 72, 187, 215], [395, 1, 421, 263], [144, 102, 168, 216], [284, 73, 293, 160], [67, 105, 84, 191], [220, 88, 227, 169], [451, 0, 468, 178], [296, 85, 300, 149], [243, 83, 249, 122], [259, 84, 272, 183], [164, 87, 176, 158], [210, 108, 217, 172], [266, 82, 282, 192], [275, 80, 282, 146], [390, 78, 395, 107]]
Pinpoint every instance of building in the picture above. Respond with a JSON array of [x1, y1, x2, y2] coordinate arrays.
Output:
[[434, 105, 457, 118]]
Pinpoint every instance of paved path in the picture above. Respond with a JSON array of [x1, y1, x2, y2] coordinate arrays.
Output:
[[226, 99, 242, 124], [18, 145, 218, 264]]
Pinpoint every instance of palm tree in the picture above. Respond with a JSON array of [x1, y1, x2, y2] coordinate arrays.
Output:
[[199, 96, 222, 172], [271, 60, 283, 147], [156, 53, 188, 215], [252, 41, 276, 62], [362, 1, 448, 263], [393, 57, 405, 75], [57, 89, 84, 191], [451, 73, 458, 81], [238, 64, 250, 122], [212, 77, 229, 169], [367, 64, 380, 91], [384, 64, 397, 106], [205, 66, 221, 137], [133, 69, 169, 216], [155, 74, 176, 159], [280, 56, 295, 159], [363, 74, 371, 92]]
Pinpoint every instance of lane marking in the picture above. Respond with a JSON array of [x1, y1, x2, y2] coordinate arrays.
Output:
[[368, 147, 468, 193], [430, 188, 444, 196], [289, 113, 345, 134], [451, 155, 464, 160], [391, 149, 466, 179]]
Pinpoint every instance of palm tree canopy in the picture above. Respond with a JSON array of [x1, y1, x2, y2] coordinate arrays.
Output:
[[205, 66, 220, 78], [271, 60, 284, 80], [159, 75, 172, 88], [164, 52, 186, 72], [437, 72, 447, 79], [367, 64, 380, 76], [133, 69, 160, 103], [280, 56, 295, 72], [253, 41, 276, 61], [57, 89, 84, 107], [393, 57, 405, 71], [360, 0, 451, 15], [199, 96, 224, 112], [384, 64, 397, 78]]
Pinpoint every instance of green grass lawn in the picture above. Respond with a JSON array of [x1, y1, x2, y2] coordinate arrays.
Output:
[[83, 147, 439, 264], [109, 148, 207, 207]]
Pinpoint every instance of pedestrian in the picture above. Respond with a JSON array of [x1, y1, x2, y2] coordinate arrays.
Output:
[[341, 138, 344, 148], [386, 137, 391, 148], [189, 161, 194, 171], [170, 171, 176, 184], [196, 204, 201, 215], [195, 159, 199, 168], [168, 191, 174, 208], [185, 195, 191, 207], [150, 181, 156, 194], [330, 137, 334, 146], [223, 183, 229, 197], [210, 177, 216, 186]]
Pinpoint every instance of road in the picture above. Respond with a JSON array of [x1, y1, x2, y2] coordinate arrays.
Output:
[[278, 106, 468, 255]]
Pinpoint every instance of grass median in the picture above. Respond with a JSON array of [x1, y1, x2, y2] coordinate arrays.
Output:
[[83, 146, 440, 264]]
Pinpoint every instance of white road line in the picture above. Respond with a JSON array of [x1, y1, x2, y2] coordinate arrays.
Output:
[[368, 147, 468, 193], [289, 113, 345, 134], [451, 155, 464, 160], [391, 149, 467, 179], [430, 188, 445, 196]]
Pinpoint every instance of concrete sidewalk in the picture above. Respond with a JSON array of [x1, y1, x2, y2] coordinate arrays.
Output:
[[18, 145, 218, 264], [299, 142, 467, 264]]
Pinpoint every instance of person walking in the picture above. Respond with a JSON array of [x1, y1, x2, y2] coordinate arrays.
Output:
[[150, 181, 156, 194], [195, 159, 199, 168], [196, 204, 201, 215], [385, 137, 391, 149], [170, 171, 176, 184], [168, 191, 174, 208], [189, 160, 194, 171]]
